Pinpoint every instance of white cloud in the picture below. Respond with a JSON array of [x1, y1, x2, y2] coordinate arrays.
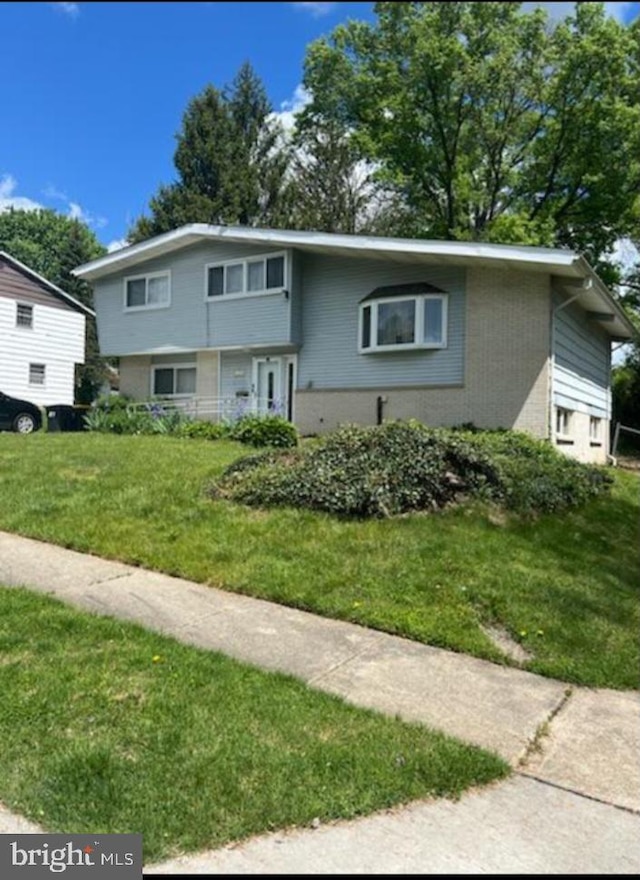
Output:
[[107, 238, 128, 253], [272, 84, 312, 134], [0, 174, 108, 229], [0, 174, 43, 212], [68, 201, 108, 229], [292, 2, 337, 19], [522, 2, 636, 21], [611, 238, 640, 275], [51, 2, 80, 18], [42, 183, 69, 201]]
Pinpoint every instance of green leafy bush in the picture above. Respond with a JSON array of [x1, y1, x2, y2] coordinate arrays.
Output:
[[176, 420, 230, 441], [213, 422, 612, 518], [84, 399, 188, 436], [229, 414, 299, 448]]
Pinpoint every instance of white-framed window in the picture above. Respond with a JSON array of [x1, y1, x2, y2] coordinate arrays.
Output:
[[555, 407, 573, 437], [359, 293, 448, 353], [124, 271, 171, 311], [29, 363, 46, 385], [16, 303, 33, 328], [589, 416, 602, 444], [205, 252, 286, 299], [151, 364, 196, 397]]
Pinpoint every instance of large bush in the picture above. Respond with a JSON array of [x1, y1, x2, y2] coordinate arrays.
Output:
[[229, 414, 298, 449], [213, 422, 612, 518]]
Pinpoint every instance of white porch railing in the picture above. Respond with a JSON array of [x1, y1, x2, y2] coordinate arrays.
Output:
[[126, 395, 285, 422]]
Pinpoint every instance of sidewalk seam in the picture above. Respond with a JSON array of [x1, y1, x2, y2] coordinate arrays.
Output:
[[306, 630, 389, 686], [515, 771, 640, 816]]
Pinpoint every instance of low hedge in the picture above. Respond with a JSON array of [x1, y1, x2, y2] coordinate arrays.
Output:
[[213, 421, 613, 518], [84, 398, 298, 448]]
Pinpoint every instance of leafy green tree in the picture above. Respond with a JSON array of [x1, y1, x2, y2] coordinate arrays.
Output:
[[284, 117, 407, 235], [300, 2, 639, 263], [0, 208, 107, 403], [129, 63, 291, 241], [612, 245, 640, 432]]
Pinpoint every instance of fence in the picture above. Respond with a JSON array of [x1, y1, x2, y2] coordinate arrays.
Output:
[[126, 395, 284, 423], [611, 422, 640, 458]]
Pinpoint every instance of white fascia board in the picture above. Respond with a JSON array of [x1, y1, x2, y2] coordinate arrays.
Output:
[[73, 224, 580, 281], [573, 256, 636, 340], [0, 250, 95, 317]]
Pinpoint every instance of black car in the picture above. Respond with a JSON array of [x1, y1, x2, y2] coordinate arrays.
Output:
[[0, 391, 42, 434]]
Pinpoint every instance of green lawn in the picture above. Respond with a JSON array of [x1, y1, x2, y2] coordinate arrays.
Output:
[[0, 432, 637, 689], [0, 587, 506, 863]]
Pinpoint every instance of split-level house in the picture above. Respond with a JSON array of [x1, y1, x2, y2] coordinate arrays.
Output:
[[73, 226, 634, 463], [1, 251, 93, 405]]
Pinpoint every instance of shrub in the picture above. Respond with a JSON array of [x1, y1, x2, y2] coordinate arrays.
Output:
[[213, 421, 612, 518], [229, 414, 299, 448], [176, 420, 230, 441], [84, 399, 188, 436]]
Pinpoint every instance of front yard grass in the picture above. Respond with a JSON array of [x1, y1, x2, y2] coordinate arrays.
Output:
[[0, 433, 637, 690], [0, 587, 507, 863]]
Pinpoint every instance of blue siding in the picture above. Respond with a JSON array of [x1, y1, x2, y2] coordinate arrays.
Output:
[[297, 254, 465, 389], [290, 250, 304, 346], [553, 300, 610, 417], [209, 293, 290, 347], [219, 351, 253, 399], [93, 241, 293, 356]]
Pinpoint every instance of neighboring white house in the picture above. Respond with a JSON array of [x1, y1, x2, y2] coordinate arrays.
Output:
[[73, 225, 635, 463], [0, 251, 94, 406]]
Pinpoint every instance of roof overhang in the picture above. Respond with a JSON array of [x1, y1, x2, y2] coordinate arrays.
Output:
[[72, 225, 634, 339], [1, 250, 95, 317]]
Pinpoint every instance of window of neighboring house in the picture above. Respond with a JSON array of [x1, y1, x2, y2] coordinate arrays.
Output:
[[555, 407, 573, 438], [589, 416, 602, 444], [206, 254, 285, 298], [16, 303, 33, 328], [359, 290, 448, 353], [29, 363, 45, 385], [152, 365, 196, 397], [124, 272, 170, 310]]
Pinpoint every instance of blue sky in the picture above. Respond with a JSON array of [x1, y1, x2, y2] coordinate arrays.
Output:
[[1, 1, 638, 252]]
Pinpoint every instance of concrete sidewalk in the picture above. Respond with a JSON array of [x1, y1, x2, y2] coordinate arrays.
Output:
[[0, 530, 638, 873]]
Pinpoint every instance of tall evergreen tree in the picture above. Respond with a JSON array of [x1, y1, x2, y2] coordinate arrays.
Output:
[[0, 208, 107, 403], [129, 63, 290, 242]]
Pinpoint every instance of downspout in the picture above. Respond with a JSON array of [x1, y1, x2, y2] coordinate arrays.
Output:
[[549, 288, 584, 445]]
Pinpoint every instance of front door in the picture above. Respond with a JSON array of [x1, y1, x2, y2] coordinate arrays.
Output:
[[254, 357, 282, 415]]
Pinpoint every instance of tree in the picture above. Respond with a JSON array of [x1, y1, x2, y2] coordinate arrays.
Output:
[[284, 117, 407, 235], [129, 63, 291, 242], [0, 208, 107, 403], [612, 243, 640, 432], [300, 2, 639, 264]]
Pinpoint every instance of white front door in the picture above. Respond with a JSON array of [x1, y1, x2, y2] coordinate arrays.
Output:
[[254, 357, 282, 415]]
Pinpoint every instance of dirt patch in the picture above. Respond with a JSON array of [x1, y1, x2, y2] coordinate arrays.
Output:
[[481, 624, 533, 664]]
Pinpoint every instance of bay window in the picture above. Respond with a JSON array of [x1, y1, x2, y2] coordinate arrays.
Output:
[[359, 284, 447, 352]]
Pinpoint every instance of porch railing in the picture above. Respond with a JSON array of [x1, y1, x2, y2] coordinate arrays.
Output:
[[126, 395, 285, 422]]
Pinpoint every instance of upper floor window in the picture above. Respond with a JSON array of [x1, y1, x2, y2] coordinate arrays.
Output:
[[359, 283, 448, 353], [206, 253, 285, 299], [16, 303, 33, 329], [124, 271, 171, 311], [29, 363, 45, 385]]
